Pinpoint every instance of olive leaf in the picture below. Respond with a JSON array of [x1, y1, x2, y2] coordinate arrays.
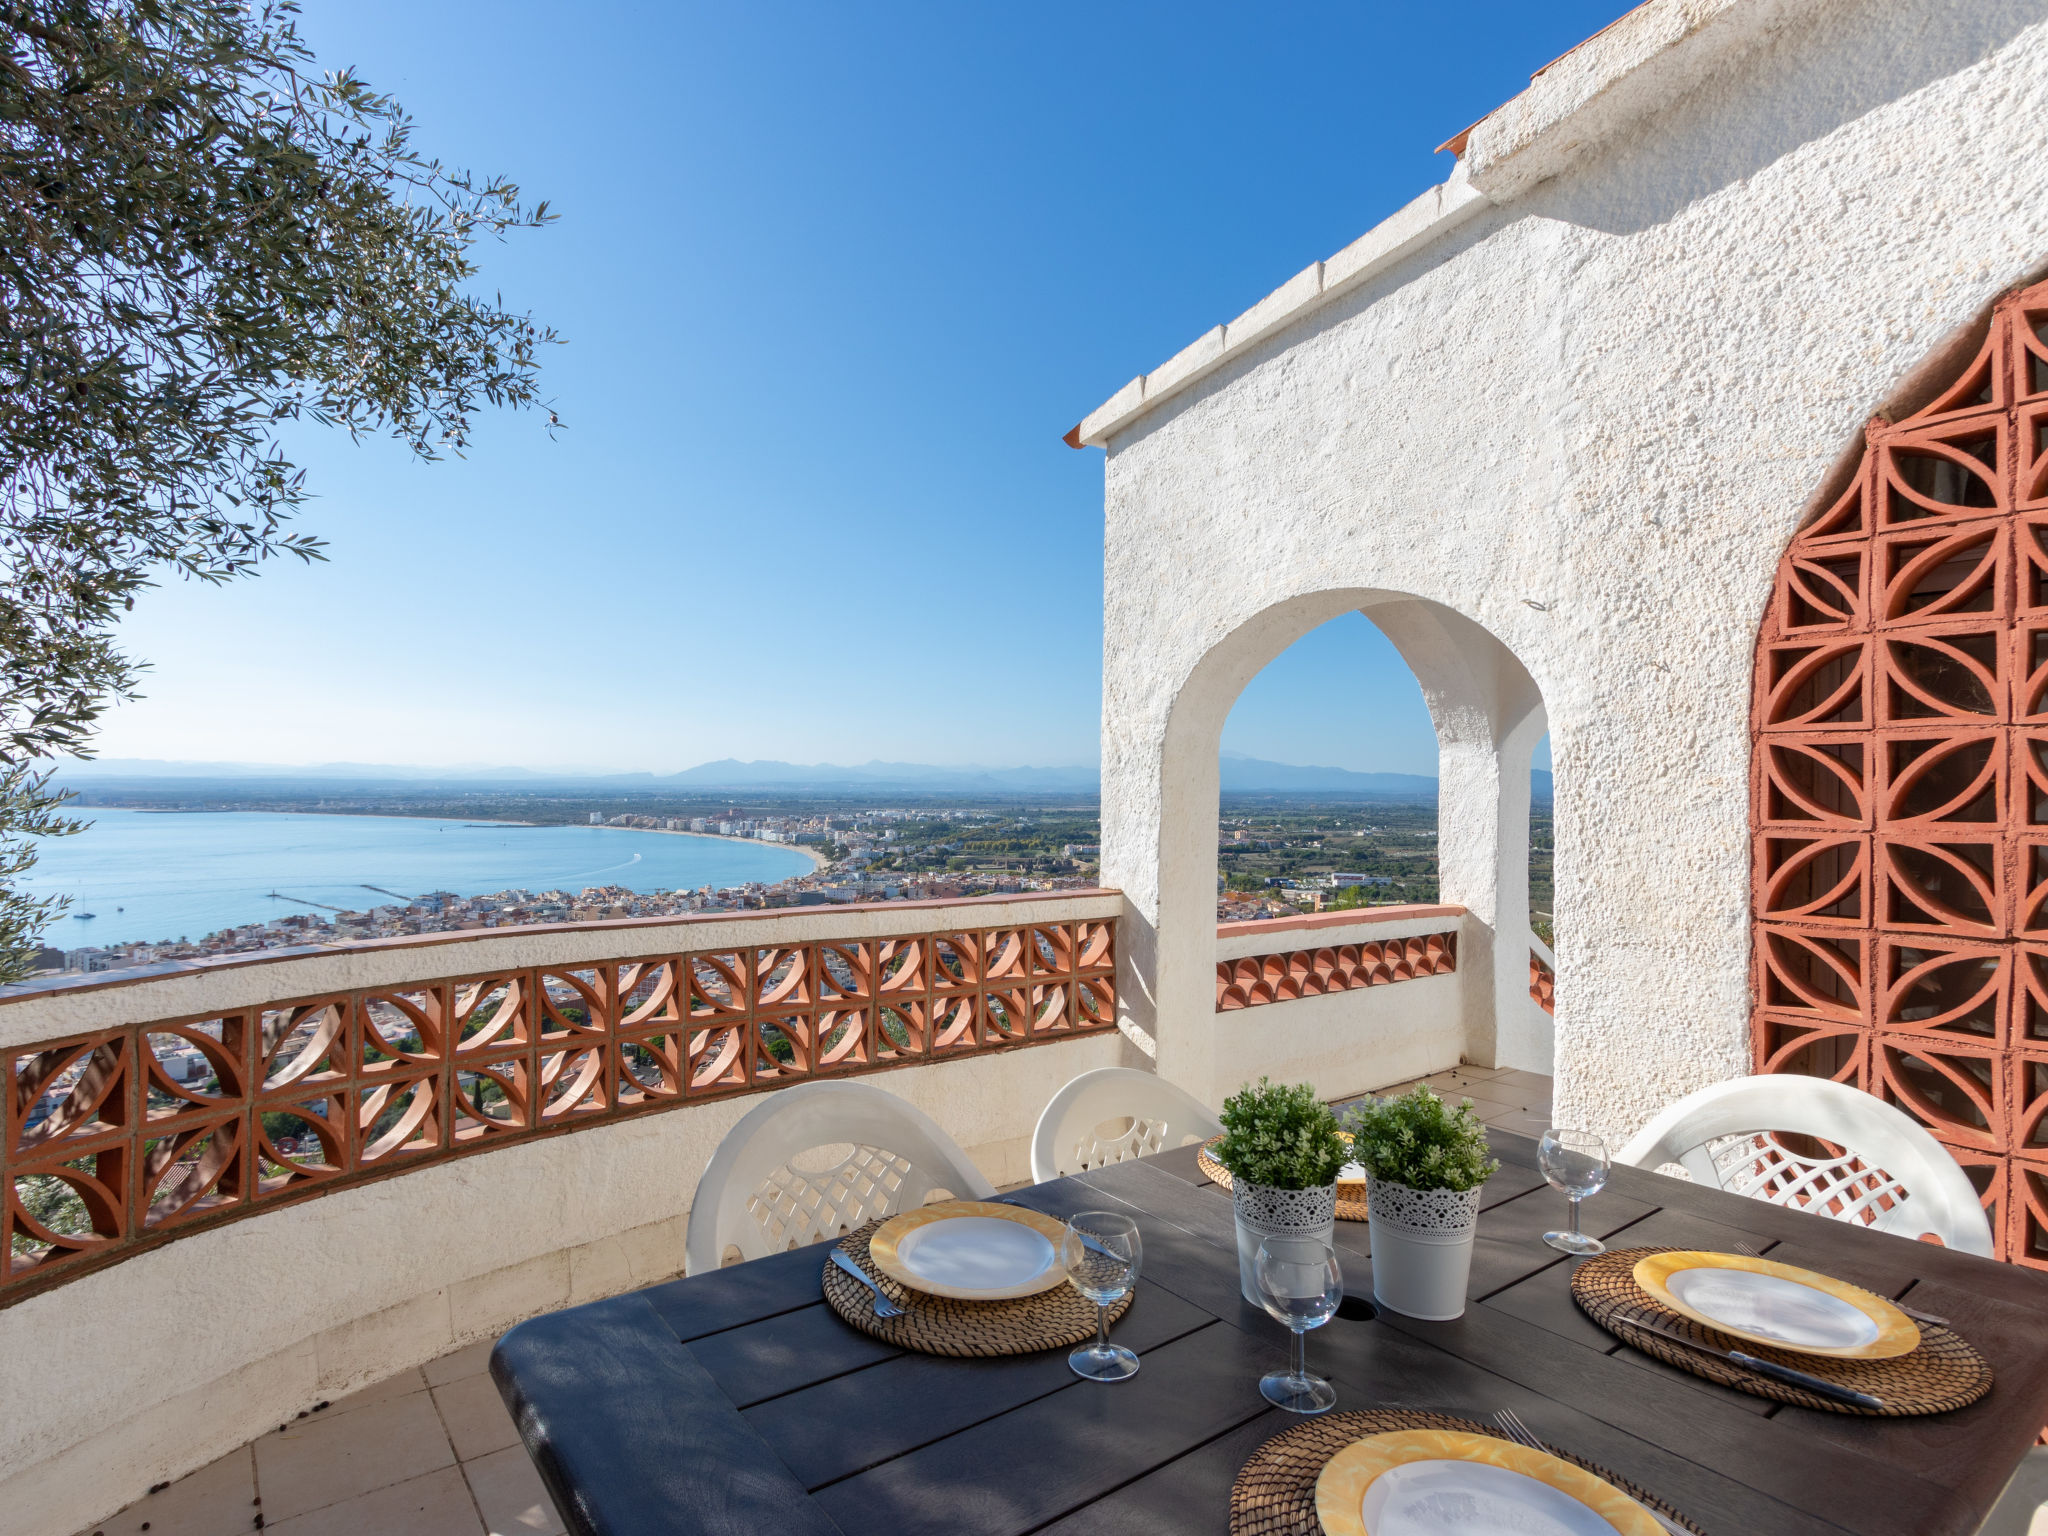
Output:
[[0, 0, 558, 977]]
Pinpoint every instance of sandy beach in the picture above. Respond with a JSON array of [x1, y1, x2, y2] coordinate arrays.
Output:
[[599, 822, 830, 871]]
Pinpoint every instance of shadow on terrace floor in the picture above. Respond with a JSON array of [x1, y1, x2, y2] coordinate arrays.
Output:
[[76, 1338, 567, 1536]]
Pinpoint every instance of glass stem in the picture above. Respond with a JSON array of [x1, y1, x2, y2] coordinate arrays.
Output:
[[1290, 1326, 1307, 1383], [1568, 1195, 1582, 1241], [1095, 1300, 1110, 1354]]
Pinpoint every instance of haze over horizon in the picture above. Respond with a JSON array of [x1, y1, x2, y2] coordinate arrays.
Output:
[[51, 749, 1553, 797]]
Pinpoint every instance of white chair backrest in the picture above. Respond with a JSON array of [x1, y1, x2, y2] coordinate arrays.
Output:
[[684, 1080, 995, 1274], [1030, 1067, 1223, 1185], [1615, 1075, 1994, 1256]]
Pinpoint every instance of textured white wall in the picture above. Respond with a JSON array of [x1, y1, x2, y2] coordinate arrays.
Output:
[[1098, 0, 2048, 1137], [1213, 908, 1463, 962], [1212, 971, 1467, 1105]]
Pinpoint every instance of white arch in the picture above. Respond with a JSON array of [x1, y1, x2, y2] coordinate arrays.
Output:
[[1103, 586, 1549, 1108]]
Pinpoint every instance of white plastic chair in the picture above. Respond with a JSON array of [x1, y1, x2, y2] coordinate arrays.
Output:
[[1030, 1066, 1223, 1185], [684, 1079, 995, 1274], [1615, 1075, 1994, 1256]]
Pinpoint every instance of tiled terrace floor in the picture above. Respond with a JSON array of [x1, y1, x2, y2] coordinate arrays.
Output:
[[80, 1064, 1551, 1536], [77, 1339, 567, 1536], [1342, 1061, 1555, 1137]]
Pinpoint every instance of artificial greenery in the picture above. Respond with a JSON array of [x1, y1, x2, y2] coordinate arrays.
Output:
[[1341, 1087, 1499, 1194], [0, 0, 557, 977], [1214, 1077, 1347, 1191]]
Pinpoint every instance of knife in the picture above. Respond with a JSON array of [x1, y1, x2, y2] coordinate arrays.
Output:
[[1621, 1308, 1884, 1410]]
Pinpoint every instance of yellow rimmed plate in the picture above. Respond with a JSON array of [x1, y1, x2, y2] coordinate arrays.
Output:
[[867, 1201, 1070, 1300], [1336, 1131, 1369, 1202], [1313, 1429, 1665, 1536], [1631, 1250, 1919, 1360]]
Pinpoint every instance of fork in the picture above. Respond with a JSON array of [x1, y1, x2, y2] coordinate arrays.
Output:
[[1490, 1407, 1544, 1451], [829, 1249, 904, 1318], [1731, 1240, 1949, 1327], [1494, 1409, 1690, 1535]]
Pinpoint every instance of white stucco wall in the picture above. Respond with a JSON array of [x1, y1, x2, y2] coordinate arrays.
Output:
[[1093, 0, 2048, 1135], [0, 897, 1138, 1536], [1214, 975, 1464, 1104], [1213, 909, 1473, 1099], [1212, 907, 1463, 962]]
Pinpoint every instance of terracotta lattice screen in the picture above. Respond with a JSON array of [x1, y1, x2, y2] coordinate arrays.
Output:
[[1, 918, 1115, 1304], [1751, 277, 2048, 1265], [1214, 932, 1457, 1012]]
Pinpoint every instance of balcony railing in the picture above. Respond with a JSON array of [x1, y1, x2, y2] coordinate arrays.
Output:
[[1214, 906, 1461, 1012], [0, 895, 1117, 1306]]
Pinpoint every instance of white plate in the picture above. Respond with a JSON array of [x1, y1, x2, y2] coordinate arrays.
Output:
[[1662, 1265, 1879, 1351], [1360, 1459, 1623, 1536], [892, 1216, 1058, 1292]]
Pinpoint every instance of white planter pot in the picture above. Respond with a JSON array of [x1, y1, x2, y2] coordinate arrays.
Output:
[[1365, 1177, 1480, 1321], [1232, 1180, 1338, 1306]]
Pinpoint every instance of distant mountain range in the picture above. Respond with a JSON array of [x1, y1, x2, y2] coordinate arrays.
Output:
[[1218, 753, 1435, 795], [52, 754, 1552, 801], [665, 759, 1100, 792]]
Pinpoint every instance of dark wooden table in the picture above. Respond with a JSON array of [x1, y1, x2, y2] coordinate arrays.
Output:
[[492, 1131, 2048, 1536]]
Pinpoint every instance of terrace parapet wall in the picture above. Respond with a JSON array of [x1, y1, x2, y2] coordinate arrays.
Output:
[[0, 890, 1124, 1305], [0, 891, 1140, 1536], [1215, 904, 1462, 1012], [1205, 904, 1475, 1102]]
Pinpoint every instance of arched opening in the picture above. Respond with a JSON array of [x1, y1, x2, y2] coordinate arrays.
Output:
[[1750, 276, 2048, 1266], [1108, 588, 1550, 1109], [1207, 612, 1558, 1121], [1216, 610, 1441, 918]]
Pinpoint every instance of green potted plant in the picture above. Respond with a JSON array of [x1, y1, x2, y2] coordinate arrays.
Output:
[[1214, 1078, 1347, 1305], [1341, 1086, 1500, 1319]]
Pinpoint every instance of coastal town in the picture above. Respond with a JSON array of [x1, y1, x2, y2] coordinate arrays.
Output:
[[41, 803, 1109, 976], [35, 792, 1498, 978]]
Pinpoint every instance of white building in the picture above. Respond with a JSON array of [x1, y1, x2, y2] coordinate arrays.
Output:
[[1071, 0, 2048, 1140]]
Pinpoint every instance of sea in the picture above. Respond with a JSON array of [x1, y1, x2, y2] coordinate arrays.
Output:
[[20, 807, 815, 948]]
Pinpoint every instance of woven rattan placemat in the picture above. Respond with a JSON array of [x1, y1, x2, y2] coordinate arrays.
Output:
[[1228, 1409, 1706, 1535], [1570, 1245, 1991, 1417], [1199, 1137, 1370, 1223], [821, 1218, 1132, 1357]]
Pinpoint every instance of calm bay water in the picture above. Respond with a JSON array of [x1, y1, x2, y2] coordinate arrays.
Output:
[[22, 808, 815, 947]]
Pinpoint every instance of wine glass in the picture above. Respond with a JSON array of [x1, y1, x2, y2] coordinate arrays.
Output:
[[1539, 1127, 1611, 1255], [1063, 1211, 1141, 1381], [1254, 1237, 1341, 1414]]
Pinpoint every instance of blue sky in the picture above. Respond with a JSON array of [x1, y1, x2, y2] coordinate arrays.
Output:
[[93, 1, 1619, 776]]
